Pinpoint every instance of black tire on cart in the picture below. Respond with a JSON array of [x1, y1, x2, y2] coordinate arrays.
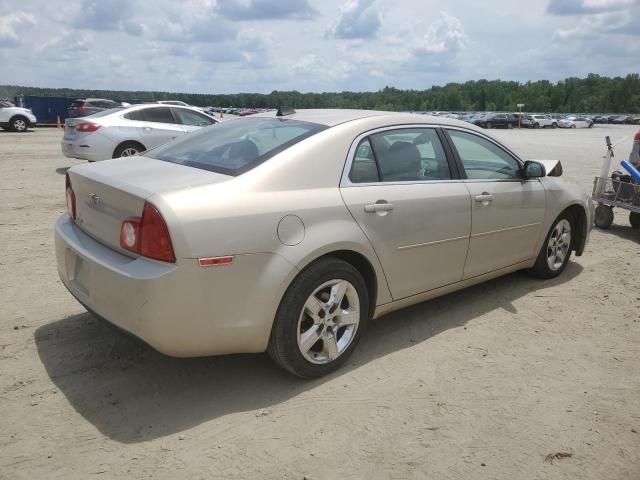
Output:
[[630, 211, 640, 229], [594, 204, 614, 229]]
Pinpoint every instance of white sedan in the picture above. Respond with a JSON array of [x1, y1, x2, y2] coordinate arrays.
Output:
[[558, 116, 593, 129], [61, 104, 218, 162]]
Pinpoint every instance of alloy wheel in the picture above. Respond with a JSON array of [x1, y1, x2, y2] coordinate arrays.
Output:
[[13, 119, 26, 131], [120, 147, 140, 157], [297, 279, 360, 364], [546, 219, 571, 271]]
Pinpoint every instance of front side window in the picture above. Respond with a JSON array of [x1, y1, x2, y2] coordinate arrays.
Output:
[[349, 128, 451, 183], [447, 129, 521, 180], [174, 108, 215, 126], [147, 117, 327, 176]]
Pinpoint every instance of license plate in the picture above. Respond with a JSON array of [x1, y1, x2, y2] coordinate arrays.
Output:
[[64, 127, 76, 140], [66, 250, 90, 297]]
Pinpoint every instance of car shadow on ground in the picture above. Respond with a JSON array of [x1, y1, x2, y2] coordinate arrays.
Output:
[[55, 167, 69, 175], [598, 223, 640, 243], [35, 262, 583, 444]]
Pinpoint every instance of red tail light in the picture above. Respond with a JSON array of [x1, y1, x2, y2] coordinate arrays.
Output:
[[65, 173, 76, 220], [76, 122, 100, 132], [119, 202, 175, 263], [634, 132, 640, 142]]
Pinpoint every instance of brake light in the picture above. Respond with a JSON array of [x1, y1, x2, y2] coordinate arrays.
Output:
[[65, 173, 76, 220], [119, 202, 175, 263], [76, 122, 100, 132], [634, 132, 640, 142]]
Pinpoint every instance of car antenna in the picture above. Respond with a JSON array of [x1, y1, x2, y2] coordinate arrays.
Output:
[[276, 106, 296, 117]]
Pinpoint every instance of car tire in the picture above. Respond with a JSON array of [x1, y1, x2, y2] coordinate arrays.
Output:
[[551, 123, 557, 129], [267, 258, 369, 378], [594, 204, 614, 229], [534, 123, 540, 129], [9, 116, 29, 132], [113, 141, 145, 158], [529, 213, 574, 279], [507, 122, 513, 129], [571, 124, 577, 129], [486, 122, 492, 129], [629, 211, 640, 229]]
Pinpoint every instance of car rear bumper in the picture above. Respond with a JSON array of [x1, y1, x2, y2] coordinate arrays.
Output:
[[55, 214, 296, 357], [61, 135, 114, 161]]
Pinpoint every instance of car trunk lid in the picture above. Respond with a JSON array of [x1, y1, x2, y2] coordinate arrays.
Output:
[[67, 157, 230, 254]]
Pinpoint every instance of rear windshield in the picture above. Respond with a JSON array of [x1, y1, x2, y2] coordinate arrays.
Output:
[[87, 107, 125, 118], [146, 117, 327, 176]]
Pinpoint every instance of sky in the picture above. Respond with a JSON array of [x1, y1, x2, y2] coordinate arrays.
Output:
[[1, 0, 639, 94]]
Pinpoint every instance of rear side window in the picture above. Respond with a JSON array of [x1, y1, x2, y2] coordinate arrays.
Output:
[[174, 108, 215, 126], [124, 110, 145, 121], [349, 128, 450, 183], [146, 117, 327, 176], [142, 107, 175, 124]]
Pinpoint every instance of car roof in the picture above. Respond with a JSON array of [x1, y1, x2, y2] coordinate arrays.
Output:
[[251, 108, 474, 128]]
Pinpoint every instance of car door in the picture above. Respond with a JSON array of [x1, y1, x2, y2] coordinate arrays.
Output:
[[444, 128, 546, 279], [138, 107, 185, 148], [172, 108, 216, 134], [340, 126, 472, 300]]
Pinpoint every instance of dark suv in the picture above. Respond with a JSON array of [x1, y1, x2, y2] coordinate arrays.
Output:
[[68, 98, 122, 118], [475, 113, 516, 129]]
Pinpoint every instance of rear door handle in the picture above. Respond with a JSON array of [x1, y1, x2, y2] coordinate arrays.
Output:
[[474, 193, 494, 204], [364, 201, 395, 213]]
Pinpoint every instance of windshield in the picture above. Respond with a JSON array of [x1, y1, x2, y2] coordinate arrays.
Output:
[[146, 117, 328, 176]]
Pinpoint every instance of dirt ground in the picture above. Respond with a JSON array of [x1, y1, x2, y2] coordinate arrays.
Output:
[[1, 124, 639, 480]]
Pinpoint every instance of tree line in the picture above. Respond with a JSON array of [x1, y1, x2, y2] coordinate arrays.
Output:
[[1, 73, 639, 113]]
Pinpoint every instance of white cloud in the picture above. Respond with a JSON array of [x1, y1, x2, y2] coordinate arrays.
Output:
[[0, 12, 36, 47], [326, 0, 382, 39], [412, 12, 468, 56]]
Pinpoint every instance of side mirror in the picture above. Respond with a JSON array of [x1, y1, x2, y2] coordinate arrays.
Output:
[[524, 161, 546, 179]]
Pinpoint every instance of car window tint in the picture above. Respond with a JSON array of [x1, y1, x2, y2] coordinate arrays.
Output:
[[368, 128, 450, 182], [349, 138, 379, 183], [124, 109, 145, 121], [447, 130, 521, 180], [174, 109, 215, 126], [147, 117, 327, 176], [142, 107, 175, 124]]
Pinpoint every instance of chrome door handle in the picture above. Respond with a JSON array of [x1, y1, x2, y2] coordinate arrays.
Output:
[[364, 201, 395, 213], [474, 193, 494, 203]]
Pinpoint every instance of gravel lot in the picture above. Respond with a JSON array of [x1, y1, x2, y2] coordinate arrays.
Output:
[[1, 125, 639, 480]]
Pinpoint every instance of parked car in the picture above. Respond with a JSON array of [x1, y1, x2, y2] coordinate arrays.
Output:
[[61, 104, 218, 162], [0, 100, 37, 132], [56, 109, 592, 378], [528, 114, 558, 129], [558, 116, 593, 128], [475, 113, 517, 129], [518, 114, 535, 128], [68, 98, 122, 118], [592, 115, 609, 124], [611, 115, 634, 124]]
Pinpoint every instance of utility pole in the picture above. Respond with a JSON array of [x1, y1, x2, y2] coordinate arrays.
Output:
[[517, 103, 525, 129]]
